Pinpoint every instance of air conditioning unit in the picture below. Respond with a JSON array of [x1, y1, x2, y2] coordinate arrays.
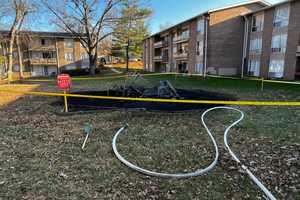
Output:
[[271, 48, 281, 53], [273, 21, 282, 28], [252, 26, 258, 32]]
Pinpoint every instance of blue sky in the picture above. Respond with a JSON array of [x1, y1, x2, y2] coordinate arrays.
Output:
[[148, 0, 284, 34]]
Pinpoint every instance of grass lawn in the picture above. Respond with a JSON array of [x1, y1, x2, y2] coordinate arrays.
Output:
[[0, 73, 299, 199]]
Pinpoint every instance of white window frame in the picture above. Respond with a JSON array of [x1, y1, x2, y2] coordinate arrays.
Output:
[[269, 59, 285, 78], [196, 40, 204, 56], [65, 52, 74, 62], [273, 5, 290, 28], [197, 19, 205, 34], [195, 62, 203, 74], [249, 37, 262, 53], [271, 33, 288, 53], [248, 59, 260, 77], [251, 13, 264, 32], [64, 39, 74, 48]]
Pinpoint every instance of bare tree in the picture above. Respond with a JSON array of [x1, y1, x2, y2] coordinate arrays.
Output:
[[0, 0, 36, 82], [43, 0, 126, 75]]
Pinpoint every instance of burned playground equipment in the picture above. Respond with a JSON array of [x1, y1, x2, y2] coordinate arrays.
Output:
[[58, 79, 236, 112]]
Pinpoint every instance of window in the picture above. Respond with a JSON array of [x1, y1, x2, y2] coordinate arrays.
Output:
[[252, 14, 264, 32], [42, 52, 55, 59], [195, 63, 203, 74], [81, 53, 89, 60], [12, 52, 18, 59], [178, 43, 188, 54], [196, 40, 204, 56], [249, 37, 262, 53], [274, 5, 290, 27], [65, 52, 74, 62], [197, 19, 205, 34], [271, 33, 287, 53], [64, 39, 74, 48], [173, 45, 177, 54], [269, 59, 284, 78], [248, 59, 260, 76], [41, 39, 46, 46]]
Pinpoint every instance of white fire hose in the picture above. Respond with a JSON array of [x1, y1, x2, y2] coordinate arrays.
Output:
[[112, 107, 277, 200]]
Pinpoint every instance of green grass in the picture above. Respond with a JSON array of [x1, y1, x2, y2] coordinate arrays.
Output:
[[0, 73, 299, 199]]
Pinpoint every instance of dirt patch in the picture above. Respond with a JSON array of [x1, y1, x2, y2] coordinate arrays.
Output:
[[59, 88, 236, 112]]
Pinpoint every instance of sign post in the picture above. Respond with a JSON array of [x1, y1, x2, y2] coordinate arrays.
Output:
[[57, 74, 72, 112]]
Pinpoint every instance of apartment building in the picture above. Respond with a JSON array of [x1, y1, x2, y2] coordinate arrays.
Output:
[[143, 0, 300, 80], [0, 31, 105, 77], [243, 0, 300, 80], [143, 0, 269, 76]]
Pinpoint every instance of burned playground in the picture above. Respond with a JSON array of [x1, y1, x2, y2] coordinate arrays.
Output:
[[0, 73, 299, 200]]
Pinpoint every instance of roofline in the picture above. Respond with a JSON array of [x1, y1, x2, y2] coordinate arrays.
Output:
[[243, 0, 294, 16], [0, 30, 83, 39], [145, 0, 271, 39], [208, 0, 271, 13]]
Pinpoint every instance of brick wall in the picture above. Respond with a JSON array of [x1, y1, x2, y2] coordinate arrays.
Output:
[[260, 8, 275, 78], [188, 19, 197, 74], [208, 5, 261, 76], [284, 0, 300, 80]]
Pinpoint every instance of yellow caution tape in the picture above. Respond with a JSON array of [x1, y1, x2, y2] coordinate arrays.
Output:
[[205, 74, 300, 85], [0, 89, 300, 106]]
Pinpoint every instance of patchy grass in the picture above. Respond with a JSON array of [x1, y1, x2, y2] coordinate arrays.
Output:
[[110, 61, 144, 70], [0, 74, 299, 199]]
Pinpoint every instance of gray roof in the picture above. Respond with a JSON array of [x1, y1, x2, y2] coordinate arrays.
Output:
[[0, 30, 80, 38]]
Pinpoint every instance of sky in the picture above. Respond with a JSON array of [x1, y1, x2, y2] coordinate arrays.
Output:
[[148, 0, 284, 34]]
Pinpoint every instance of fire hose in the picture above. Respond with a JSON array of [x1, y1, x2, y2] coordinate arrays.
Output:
[[112, 107, 277, 200]]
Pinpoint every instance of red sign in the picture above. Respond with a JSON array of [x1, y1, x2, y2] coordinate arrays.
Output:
[[57, 74, 71, 90]]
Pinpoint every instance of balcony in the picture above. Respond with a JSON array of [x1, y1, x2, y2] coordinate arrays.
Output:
[[29, 45, 56, 51], [153, 55, 162, 60], [173, 35, 189, 43], [297, 46, 300, 57], [162, 55, 169, 63], [162, 40, 169, 47], [30, 58, 57, 65], [154, 41, 163, 48], [173, 52, 188, 59]]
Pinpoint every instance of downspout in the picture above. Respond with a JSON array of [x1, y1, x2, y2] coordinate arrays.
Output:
[[55, 38, 60, 75], [203, 15, 209, 78], [242, 15, 249, 79]]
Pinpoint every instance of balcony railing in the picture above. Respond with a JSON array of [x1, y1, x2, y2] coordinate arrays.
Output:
[[173, 35, 189, 43], [162, 56, 169, 62], [30, 58, 57, 65], [173, 52, 188, 59], [153, 55, 162, 60], [29, 45, 56, 51], [154, 41, 163, 48]]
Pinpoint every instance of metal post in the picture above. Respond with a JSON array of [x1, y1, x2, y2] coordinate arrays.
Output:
[[64, 90, 68, 112]]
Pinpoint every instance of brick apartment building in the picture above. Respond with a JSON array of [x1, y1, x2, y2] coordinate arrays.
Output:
[[0, 31, 108, 78], [143, 0, 300, 80], [243, 0, 300, 79]]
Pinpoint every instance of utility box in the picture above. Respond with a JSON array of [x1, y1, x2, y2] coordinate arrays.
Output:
[[57, 74, 71, 90]]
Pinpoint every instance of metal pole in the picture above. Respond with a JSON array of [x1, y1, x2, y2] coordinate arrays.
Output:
[[64, 90, 68, 112]]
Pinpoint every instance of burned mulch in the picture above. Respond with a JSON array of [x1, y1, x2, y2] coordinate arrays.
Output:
[[57, 88, 236, 112]]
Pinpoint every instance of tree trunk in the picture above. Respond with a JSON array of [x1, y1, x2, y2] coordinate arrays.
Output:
[[8, 33, 15, 82], [16, 34, 24, 79], [0, 42, 8, 78], [126, 39, 130, 72], [89, 54, 96, 75]]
